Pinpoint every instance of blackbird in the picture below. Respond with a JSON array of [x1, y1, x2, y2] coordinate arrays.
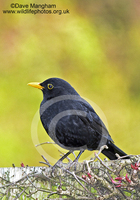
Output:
[[28, 78, 128, 164]]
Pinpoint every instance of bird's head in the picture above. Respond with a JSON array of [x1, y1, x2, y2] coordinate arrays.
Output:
[[28, 78, 79, 101]]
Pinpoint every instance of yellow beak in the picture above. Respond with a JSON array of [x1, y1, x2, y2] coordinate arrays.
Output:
[[27, 82, 44, 90]]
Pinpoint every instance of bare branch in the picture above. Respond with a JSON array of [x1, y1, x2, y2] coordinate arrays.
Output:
[[0, 151, 140, 199], [35, 141, 55, 147]]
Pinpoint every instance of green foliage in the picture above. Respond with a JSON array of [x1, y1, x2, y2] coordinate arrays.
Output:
[[0, 0, 140, 167]]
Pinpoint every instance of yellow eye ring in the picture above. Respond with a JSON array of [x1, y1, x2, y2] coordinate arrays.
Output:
[[47, 84, 54, 90]]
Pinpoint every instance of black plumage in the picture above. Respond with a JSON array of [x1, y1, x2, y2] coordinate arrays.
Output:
[[28, 78, 128, 163]]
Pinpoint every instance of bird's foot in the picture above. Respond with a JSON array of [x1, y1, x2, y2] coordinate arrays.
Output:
[[66, 150, 84, 170], [51, 151, 73, 176], [51, 161, 64, 177]]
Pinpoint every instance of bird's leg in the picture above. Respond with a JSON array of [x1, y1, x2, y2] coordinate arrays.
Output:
[[73, 150, 85, 163], [52, 150, 72, 170], [58, 150, 73, 163], [67, 150, 85, 170]]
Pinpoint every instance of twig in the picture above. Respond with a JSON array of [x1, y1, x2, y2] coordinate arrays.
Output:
[[1, 153, 140, 199], [65, 169, 94, 197], [94, 152, 115, 173], [98, 145, 108, 156], [13, 187, 28, 200], [85, 145, 109, 173], [40, 155, 52, 167], [116, 153, 133, 159], [47, 192, 58, 198], [35, 141, 55, 147]]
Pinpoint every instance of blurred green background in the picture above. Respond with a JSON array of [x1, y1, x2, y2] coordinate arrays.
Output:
[[0, 0, 140, 167]]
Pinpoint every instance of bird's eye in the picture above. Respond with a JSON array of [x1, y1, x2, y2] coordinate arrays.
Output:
[[47, 84, 54, 90]]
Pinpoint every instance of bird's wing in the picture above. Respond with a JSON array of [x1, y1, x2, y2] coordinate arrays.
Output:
[[54, 100, 113, 150], [55, 114, 89, 148], [40, 98, 113, 150], [80, 100, 113, 142]]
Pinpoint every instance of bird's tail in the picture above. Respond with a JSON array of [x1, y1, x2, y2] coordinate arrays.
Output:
[[102, 141, 129, 160]]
